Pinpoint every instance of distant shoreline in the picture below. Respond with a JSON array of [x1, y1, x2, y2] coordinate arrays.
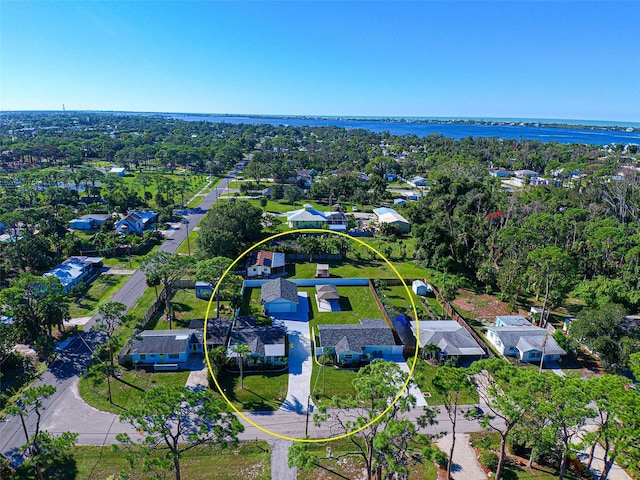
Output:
[[2, 110, 639, 134]]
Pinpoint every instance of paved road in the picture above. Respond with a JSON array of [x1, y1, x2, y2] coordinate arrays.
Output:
[[0, 162, 246, 464]]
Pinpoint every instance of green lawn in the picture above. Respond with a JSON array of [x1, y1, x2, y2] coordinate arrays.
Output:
[[174, 229, 199, 255], [69, 274, 128, 318], [153, 288, 230, 330], [309, 362, 358, 407], [408, 358, 479, 405], [289, 257, 430, 280], [68, 442, 270, 480], [211, 371, 289, 412], [378, 284, 432, 319], [239, 288, 272, 325], [78, 366, 190, 414], [302, 286, 384, 324]]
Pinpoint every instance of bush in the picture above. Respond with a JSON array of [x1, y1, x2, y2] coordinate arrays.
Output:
[[479, 451, 499, 472]]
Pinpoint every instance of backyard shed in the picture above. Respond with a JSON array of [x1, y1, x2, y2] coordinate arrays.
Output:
[[412, 280, 428, 296]]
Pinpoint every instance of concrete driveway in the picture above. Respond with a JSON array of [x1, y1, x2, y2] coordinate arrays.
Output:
[[279, 319, 314, 414], [388, 355, 428, 407], [437, 433, 487, 479]]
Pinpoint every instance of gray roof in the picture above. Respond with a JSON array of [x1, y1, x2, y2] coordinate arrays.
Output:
[[130, 329, 199, 355], [188, 319, 231, 345], [411, 321, 485, 357], [261, 277, 298, 304], [286, 206, 327, 223], [316, 284, 339, 300], [229, 326, 287, 356], [318, 319, 396, 354], [496, 315, 532, 326], [486, 326, 566, 355], [515, 335, 566, 356]]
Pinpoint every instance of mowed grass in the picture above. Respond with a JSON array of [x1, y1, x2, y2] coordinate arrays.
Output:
[[289, 257, 430, 281], [78, 367, 190, 414], [69, 274, 128, 318], [408, 358, 478, 405], [211, 371, 289, 412], [303, 286, 384, 324], [309, 362, 357, 407], [153, 288, 231, 330], [379, 284, 432, 319], [174, 229, 199, 255], [72, 442, 270, 480]]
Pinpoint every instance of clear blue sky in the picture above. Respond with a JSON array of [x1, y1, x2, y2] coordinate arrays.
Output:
[[1, 1, 639, 122]]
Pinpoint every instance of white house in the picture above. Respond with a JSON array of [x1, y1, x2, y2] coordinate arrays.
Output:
[[247, 251, 286, 277], [410, 320, 485, 362], [286, 204, 328, 229], [495, 315, 532, 327], [372, 207, 411, 233], [485, 326, 566, 363], [108, 167, 126, 176], [69, 213, 112, 231], [408, 176, 427, 187]]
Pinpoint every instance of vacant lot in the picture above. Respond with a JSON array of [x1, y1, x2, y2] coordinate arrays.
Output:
[[69, 274, 128, 318]]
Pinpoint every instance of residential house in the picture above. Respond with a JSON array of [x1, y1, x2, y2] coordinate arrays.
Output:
[[408, 176, 427, 187], [372, 207, 411, 233], [286, 204, 328, 229], [412, 280, 428, 296], [384, 173, 397, 182], [410, 321, 485, 362], [316, 319, 400, 364], [69, 213, 112, 231], [400, 191, 424, 201], [188, 318, 231, 350], [247, 251, 286, 277], [115, 211, 157, 235], [489, 168, 512, 178], [261, 277, 299, 313], [495, 315, 532, 327], [125, 329, 202, 369], [228, 325, 287, 367], [485, 326, 566, 363], [394, 198, 408, 206], [325, 211, 348, 231], [43, 256, 103, 293]]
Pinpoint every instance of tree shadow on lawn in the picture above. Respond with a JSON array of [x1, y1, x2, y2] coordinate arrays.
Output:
[[172, 302, 194, 314], [216, 372, 282, 412]]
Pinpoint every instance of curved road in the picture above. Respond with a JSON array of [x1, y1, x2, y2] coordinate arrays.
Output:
[[0, 161, 246, 464]]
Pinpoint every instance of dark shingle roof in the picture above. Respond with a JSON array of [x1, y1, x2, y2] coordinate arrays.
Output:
[[318, 319, 396, 354], [261, 277, 298, 304], [188, 319, 231, 345], [229, 326, 287, 355], [130, 330, 198, 355]]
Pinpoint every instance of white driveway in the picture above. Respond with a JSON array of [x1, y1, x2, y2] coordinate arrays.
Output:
[[279, 319, 315, 413], [388, 355, 428, 407], [437, 433, 487, 479]]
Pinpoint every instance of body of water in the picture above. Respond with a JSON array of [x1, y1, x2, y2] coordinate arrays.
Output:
[[171, 114, 640, 146]]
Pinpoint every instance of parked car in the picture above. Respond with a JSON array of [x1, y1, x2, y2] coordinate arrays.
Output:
[[464, 407, 484, 419]]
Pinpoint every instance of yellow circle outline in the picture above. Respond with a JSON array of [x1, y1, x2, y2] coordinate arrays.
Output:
[[204, 228, 420, 443]]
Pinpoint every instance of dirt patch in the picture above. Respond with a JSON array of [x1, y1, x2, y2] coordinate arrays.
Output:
[[452, 289, 528, 324]]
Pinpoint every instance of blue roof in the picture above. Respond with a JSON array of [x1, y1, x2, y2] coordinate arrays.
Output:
[[373, 207, 396, 216]]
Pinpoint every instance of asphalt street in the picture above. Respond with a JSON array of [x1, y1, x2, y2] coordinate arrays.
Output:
[[0, 163, 245, 464]]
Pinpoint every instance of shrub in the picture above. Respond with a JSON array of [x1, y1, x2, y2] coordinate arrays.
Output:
[[479, 451, 499, 472]]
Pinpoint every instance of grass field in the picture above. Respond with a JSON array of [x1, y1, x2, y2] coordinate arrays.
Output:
[[408, 358, 478, 405], [152, 288, 231, 330], [302, 286, 384, 324], [211, 371, 289, 411], [309, 362, 358, 406], [69, 274, 128, 318], [174, 229, 199, 255], [68, 442, 270, 480], [78, 367, 190, 414], [289, 257, 430, 280]]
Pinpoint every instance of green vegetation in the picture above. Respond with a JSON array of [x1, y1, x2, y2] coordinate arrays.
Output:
[[409, 359, 478, 405], [211, 371, 288, 411], [68, 274, 128, 318], [78, 365, 190, 414], [71, 442, 270, 480], [310, 363, 358, 406], [303, 286, 384, 324]]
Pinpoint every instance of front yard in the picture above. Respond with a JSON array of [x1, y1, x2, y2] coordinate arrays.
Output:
[[408, 358, 478, 405], [68, 274, 129, 318]]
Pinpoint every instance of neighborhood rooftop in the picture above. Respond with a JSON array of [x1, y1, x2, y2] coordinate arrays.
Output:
[[261, 277, 299, 304], [411, 321, 485, 357], [318, 319, 396, 354]]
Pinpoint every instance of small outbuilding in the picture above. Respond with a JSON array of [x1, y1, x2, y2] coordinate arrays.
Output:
[[316, 264, 330, 278], [195, 281, 213, 300], [412, 280, 428, 296]]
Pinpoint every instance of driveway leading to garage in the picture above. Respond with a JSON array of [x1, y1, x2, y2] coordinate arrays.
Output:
[[388, 354, 428, 407], [278, 319, 314, 414]]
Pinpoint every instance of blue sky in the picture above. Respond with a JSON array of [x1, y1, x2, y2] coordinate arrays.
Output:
[[1, 1, 639, 122]]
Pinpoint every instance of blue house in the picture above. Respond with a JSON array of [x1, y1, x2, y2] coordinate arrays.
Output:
[[126, 329, 203, 369], [116, 211, 157, 235], [69, 213, 112, 231], [43, 256, 103, 292], [261, 277, 298, 313]]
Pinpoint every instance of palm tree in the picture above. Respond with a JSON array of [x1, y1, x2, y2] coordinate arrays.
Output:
[[231, 343, 251, 389]]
